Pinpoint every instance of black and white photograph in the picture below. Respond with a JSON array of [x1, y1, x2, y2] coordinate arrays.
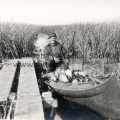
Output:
[[0, 0, 120, 120]]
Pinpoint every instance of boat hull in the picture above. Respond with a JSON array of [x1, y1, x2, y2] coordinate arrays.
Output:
[[43, 75, 115, 98]]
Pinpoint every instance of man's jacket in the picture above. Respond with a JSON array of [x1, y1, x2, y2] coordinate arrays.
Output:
[[43, 42, 68, 63]]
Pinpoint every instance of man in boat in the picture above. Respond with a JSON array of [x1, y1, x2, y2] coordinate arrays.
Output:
[[43, 32, 69, 72]]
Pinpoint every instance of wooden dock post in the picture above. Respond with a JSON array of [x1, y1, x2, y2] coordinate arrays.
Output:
[[14, 58, 44, 120]]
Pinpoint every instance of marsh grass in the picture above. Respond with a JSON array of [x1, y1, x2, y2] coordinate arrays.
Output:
[[0, 22, 119, 64]]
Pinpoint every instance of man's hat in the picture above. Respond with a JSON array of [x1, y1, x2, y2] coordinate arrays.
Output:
[[48, 33, 57, 39]]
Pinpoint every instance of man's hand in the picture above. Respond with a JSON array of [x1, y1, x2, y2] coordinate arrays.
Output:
[[54, 57, 60, 63], [65, 59, 69, 65], [69, 51, 73, 56]]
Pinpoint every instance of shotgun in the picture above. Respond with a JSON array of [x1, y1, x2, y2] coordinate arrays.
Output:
[[69, 31, 76, 56]]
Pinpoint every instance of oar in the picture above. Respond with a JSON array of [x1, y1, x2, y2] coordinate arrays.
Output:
[[88, 74, 103, 84], [88, 65, 104, 77]]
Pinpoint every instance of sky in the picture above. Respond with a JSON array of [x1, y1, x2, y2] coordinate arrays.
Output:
[[0, 0, 120, 25]]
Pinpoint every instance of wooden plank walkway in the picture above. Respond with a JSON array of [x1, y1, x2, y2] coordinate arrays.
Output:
[[14, 58, 44, 120], [0, 59, 18, 101]]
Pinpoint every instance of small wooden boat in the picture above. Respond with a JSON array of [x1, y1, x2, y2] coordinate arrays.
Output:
[[42, 71, 115, 98], [41, 62, 118, 98], [39, 61, 120, 119]]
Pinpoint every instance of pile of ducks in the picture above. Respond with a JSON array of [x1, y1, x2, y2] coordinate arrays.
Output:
[[41, 68, 97, 84]]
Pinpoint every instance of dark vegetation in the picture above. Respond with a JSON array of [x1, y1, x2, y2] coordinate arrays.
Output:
[[0, 22, 119, 63]]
